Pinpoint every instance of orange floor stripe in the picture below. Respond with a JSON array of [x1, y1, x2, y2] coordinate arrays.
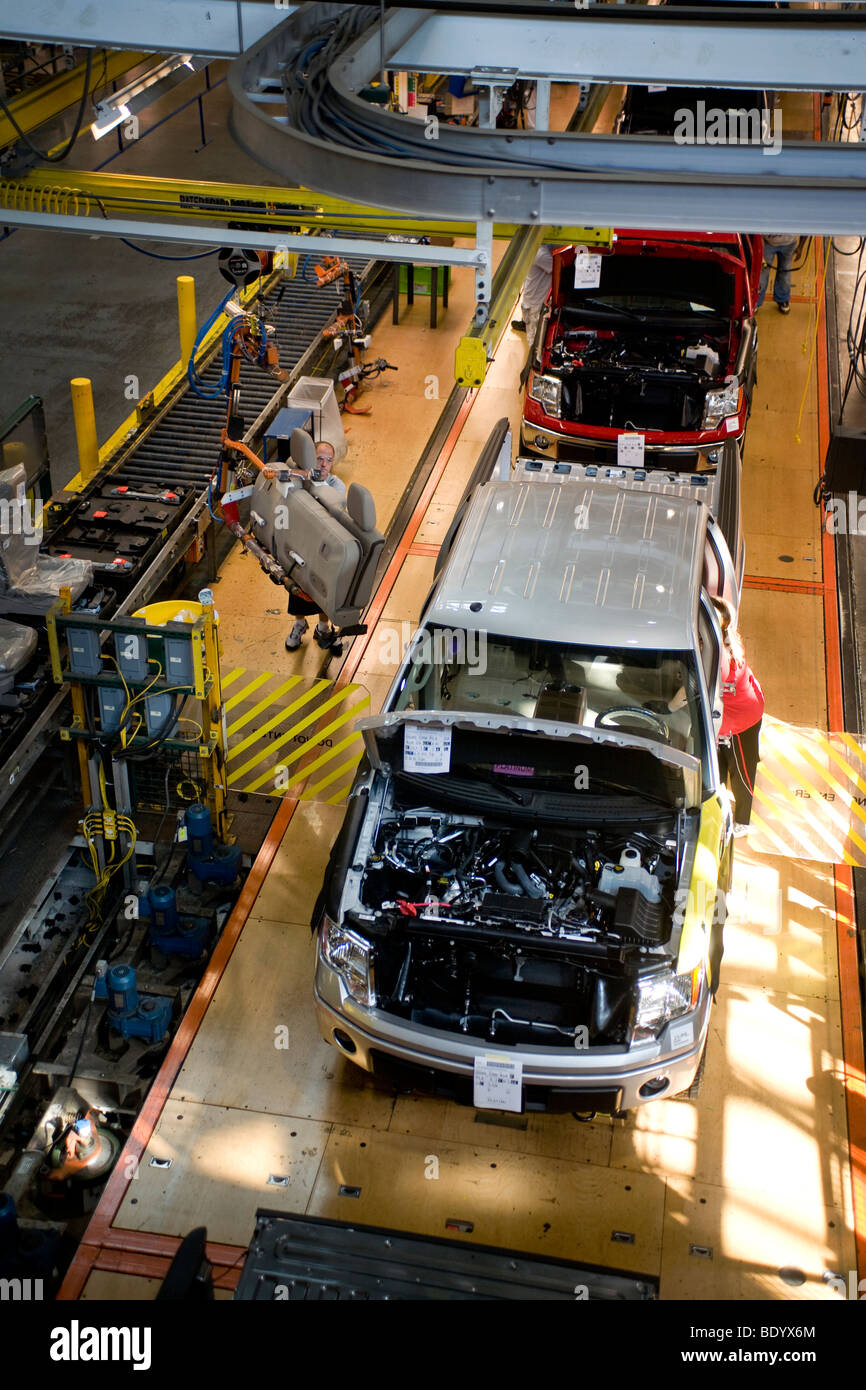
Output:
[[743, 574, 824, 594], [813, 89, 866, 1283]]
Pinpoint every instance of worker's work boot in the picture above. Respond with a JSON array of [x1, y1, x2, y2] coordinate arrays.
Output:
[[313, 621, 337, 650], [285, 618, 308, 651]]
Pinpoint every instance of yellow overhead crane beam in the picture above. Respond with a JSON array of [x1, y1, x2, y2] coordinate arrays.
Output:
[[0, 166, 614, 247], [0, 53, 149, 149]]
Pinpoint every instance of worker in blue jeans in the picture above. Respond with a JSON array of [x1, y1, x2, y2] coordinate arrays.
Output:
[[758, 235, 799, 314]]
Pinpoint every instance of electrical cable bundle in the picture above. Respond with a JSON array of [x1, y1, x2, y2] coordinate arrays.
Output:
[[186, 288, 245, 398], [66, 763, 137, 971], [279, 7, 569, 172], [0, 48, 94, 163]]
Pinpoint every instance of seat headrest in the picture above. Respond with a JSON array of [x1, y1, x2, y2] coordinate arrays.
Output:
[[290, 428, 316, 473], [0, 462, 26, 502], [346, 483, 376, 532]]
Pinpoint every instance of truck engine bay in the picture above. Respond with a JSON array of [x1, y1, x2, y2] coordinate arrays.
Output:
[[547, 327, 733, 433], [342, 797, 694, 1049]]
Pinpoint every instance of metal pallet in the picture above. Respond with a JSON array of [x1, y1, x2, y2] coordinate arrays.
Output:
[[234, 1210, 658, 1301]]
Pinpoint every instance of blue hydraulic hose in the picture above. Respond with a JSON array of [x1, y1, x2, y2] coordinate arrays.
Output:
[[186, 288, 239, 398]]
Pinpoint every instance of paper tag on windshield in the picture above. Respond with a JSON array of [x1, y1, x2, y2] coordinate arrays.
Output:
[[573, 249, 602, 289], [617, 432, 645, 466], [648, 85, 667, 93], [473, 1054, 523, 1112], [403, 724, 452, 774]]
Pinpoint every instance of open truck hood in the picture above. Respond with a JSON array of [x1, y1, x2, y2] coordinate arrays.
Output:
[[357, 710, 702, 809]]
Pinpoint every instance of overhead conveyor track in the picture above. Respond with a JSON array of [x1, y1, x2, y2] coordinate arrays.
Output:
[[229, 2, 866, 234]]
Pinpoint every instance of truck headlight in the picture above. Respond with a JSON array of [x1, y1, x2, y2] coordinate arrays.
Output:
[[529, 373, 563, 418], [702, 377, 742, 429], [633, 964, 702, 1042], [321, 916, 376, 1007]]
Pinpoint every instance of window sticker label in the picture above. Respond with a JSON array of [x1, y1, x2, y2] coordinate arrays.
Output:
[[473, 1054, 523, 1112], [573, 248, 602, 289], [403, 724, 452, 774], [617, 432, 645, 466], [492, 763, 535, 777]]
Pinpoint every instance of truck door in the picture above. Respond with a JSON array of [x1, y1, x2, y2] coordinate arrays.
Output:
[[702, 516, 740, 612], [698, 594, 725, 750]]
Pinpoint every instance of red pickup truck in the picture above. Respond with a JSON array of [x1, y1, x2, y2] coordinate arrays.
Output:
[[522, 231, 762, 466]]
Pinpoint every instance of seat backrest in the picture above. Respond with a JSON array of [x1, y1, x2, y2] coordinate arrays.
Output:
[[0, 464, 92, 610], [249, 471, 383, 626], [270, 489, 362, 617], [0, 464, 35, 594], [327, 483, 384, 614]]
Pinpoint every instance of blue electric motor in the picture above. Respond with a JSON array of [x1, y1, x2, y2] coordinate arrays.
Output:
[[185, 803, 241, 886], [150, 883, 178, 932], [105, 963, 171, 1042], [185, 803, 213, 858], [106, 962, 138, 1016]]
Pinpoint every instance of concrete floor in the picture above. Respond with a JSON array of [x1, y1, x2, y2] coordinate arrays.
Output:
[[0, 64, 281, 489]]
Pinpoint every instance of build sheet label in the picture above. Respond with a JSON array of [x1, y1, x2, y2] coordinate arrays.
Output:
[[403, 724, 452, 774], [474, 1054, 523, 1112]]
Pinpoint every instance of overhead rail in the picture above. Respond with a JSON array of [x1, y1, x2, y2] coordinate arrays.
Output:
[[229, 3, 866, 234], [0, 0, 285, 57], [0, 166, 612, 245]]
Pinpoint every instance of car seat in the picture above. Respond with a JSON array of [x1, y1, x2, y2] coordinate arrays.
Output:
[[0, 465, 92, 616]]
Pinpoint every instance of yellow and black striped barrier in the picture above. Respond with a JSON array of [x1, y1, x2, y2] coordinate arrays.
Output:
[[221, 668, 370, 804], [748, 716, 866, 866]]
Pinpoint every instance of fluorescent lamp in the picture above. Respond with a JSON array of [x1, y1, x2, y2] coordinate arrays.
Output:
[[90, 54, 200, 140], [91, 102, 131, 140]]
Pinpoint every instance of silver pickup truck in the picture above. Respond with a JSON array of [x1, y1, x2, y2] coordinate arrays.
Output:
[[311, 422, 740, 1115]]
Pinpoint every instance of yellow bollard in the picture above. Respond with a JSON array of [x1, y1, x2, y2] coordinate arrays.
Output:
[[177, 274, 197, 365], [70, 377, 99, 483]]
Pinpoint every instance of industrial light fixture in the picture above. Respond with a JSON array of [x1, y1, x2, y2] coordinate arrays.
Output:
[[90, 102, 132, 140], [91, 54, 200, 139]]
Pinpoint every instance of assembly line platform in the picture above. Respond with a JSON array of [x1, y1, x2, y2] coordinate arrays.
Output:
[[59, 177, 865, 1298]]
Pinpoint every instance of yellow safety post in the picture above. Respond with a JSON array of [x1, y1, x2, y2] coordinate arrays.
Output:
[[70, 377, 99, 483], [177, 274, 197, 366]]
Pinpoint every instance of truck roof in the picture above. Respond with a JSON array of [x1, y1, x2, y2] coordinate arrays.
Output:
[[427, 478, 705, 650]]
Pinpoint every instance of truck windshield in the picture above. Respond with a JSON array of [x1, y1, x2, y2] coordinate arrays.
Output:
[[392, 627, 706, 764], [563, 255, 733, 318]]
